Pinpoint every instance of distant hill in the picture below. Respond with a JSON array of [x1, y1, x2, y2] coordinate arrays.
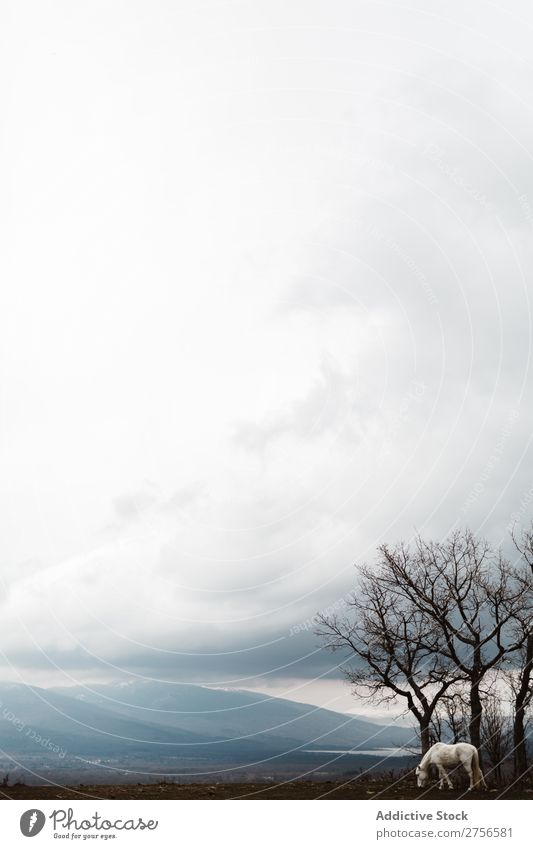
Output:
[[0, 680, 417, 786], [50, 680, 413, 750], [0, 680, 413, 756], [0, 682, 211, 757]]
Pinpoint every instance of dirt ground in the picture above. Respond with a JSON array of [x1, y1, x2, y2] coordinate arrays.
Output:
[[1, 779, 531, 800]]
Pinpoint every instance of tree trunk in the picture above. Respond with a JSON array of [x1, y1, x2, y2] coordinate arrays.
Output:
[[420, 720, 431, 755], [469, 679, 483, 764], [513, 633, 533, 782], [513, 706, 528, 782]]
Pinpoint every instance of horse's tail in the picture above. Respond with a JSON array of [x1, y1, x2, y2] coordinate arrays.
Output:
[[472, 748, 486, 790]]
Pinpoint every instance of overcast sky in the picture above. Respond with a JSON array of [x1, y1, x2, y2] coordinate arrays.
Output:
[[1, 0, 533, 714]]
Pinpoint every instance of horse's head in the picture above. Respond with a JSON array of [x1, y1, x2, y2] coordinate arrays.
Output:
[[415, 764, 429, 788]]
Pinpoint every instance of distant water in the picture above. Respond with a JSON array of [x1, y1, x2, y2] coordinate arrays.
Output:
[[303, 747, 417, 757]]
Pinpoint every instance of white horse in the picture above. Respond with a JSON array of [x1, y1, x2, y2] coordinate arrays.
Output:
[[415, 742, 487, 791]]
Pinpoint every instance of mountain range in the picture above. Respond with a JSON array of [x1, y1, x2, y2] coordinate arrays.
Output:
[[0, 681, 415, 782]]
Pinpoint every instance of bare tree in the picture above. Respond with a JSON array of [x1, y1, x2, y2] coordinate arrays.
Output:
[[376, 529, 530, 761], [431, 687, 469, 745], [481, 688, 511, 785], [315, 565, 462, 754], [510, 523, 533, 782], [509, 635, 533, 782]]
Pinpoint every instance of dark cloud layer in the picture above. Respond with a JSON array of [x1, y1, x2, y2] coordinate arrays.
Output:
[[2, 1, 533, 698]]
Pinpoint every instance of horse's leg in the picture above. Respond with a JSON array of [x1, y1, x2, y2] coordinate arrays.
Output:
[[437, 765, 453, 790], [468, 754, 487, 790], [463, 759, 475, 790]]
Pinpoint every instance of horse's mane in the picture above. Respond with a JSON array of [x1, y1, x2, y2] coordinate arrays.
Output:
[[419, 743, 437, 769]]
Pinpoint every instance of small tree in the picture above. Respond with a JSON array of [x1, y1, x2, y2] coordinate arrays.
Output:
[[481, 689, 511, 785], [431, 687, 469, 745], [316, 565, 461, 754]]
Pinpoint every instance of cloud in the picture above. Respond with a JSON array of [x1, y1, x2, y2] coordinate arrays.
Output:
[[112, 490, 157, 522], [1, 1, 533, 696]]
